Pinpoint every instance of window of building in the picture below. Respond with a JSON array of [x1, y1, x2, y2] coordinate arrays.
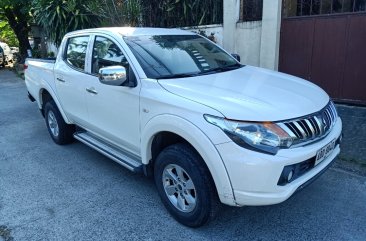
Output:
[[65, 36, 89, 71], [283, 0, 366, 17], [240, 0, 263, 22]]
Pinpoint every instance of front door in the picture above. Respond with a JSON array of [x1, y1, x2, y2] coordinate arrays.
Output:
[[83, 35, 141, 155]]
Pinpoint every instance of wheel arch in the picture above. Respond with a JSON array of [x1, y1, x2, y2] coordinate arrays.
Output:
[[141, 114, 236, 205], [39, 88, 71, 124]]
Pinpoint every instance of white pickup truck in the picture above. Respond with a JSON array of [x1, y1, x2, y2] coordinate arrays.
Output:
[[25, 27, 342, 227]]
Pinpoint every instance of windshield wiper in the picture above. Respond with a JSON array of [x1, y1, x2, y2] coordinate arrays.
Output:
[[157, 72, 200, 79], [157, 63, 243, 79], [199, 63, 243, 75]]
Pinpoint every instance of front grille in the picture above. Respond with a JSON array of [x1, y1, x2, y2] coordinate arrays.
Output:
[[278, 101, 338, 146]]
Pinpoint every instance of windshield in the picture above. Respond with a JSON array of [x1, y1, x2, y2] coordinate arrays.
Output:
[[123, 35, 242, 79]]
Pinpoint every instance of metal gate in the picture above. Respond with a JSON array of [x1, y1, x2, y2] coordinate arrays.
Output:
[[279, 0, 366, 105]]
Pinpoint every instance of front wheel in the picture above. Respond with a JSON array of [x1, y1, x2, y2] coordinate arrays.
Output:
[[154, 143, 219, 227], [44, 100, 75, 145]]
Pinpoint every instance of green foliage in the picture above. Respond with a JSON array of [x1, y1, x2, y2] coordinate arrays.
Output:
[[32, 0, 102, 46], [0, 0, 30, 10], [88, 0, 143, 27], [0, 0, 32, 62], [0, 20, 18, 46], [141, 0, 223, 27], [47, 51, 55, 58], [31, 48, 42, 58]]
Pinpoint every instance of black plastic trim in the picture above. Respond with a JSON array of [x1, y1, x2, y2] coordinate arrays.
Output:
[[278, 133, 342, 186], [27, 92, 35, 102], [294, 154, 336, 194]]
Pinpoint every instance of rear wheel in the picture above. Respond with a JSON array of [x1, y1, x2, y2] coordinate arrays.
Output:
[[154, 143, 219, 227], [44, 100, 75, 145]]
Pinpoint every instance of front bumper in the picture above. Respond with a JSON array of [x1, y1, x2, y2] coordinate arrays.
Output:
[[216, 117, 342, 206]]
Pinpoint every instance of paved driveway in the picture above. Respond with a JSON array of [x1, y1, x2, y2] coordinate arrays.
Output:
[[0, 69, 365, 241]]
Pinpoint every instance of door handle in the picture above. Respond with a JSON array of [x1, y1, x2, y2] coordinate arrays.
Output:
[[86, 87, 98, 94], [56, 77, 65, 82]]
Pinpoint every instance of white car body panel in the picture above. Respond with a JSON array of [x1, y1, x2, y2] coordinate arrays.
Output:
[[158, 65, 330, 121], [24, 27, 342, 207], [217, 118, 342, 205], [54, 56, 90, 126]]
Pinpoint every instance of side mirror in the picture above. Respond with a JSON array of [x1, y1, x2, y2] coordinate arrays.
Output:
[[98, 66, 127, 86], [231, 54, 241, 62]]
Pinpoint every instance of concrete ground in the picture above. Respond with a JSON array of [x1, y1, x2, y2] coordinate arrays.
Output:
[[0, 69, 365, 241], [336, 105, 366, 165]]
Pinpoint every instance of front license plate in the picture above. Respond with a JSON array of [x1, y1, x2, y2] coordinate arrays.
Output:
[[315, 139, 336, 166]]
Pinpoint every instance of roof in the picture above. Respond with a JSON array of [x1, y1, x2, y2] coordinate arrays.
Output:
[[68, 27, 196, 37]]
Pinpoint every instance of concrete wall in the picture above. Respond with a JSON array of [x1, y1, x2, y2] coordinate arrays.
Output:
[[234, 21, 262, 66], [260, 0, 282, 70], [47, 42, 58, 56], [223, 0, 282, 70]]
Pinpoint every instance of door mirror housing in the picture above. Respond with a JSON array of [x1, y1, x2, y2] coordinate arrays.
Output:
[[231, 53, 241, 62], [98, 66, 127, 86]]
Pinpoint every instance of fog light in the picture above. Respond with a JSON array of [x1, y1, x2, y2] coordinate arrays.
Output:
[[287, 170, 294, 182]]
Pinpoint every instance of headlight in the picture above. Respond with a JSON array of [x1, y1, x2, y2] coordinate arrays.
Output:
[[204, 115, 293, 155]]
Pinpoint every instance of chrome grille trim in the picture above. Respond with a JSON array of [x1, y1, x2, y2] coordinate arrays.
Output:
[[313, 116, 323, 135], [293, 121, 307, 139], [277, 123, 297, 138], [280, 101, 338, 147], [304, 119, 315, 138]]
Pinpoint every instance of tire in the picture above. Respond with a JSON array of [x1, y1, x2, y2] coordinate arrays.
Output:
[[44, 100, 75, 145], [154, 143, 219, 227]]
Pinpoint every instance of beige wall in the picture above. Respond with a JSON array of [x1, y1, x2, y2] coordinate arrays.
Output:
[[223, 0, 282, 70], [235, 21, 262, 66]]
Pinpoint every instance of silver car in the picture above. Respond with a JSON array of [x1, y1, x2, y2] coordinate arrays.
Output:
[[0, 42, 13, 65]]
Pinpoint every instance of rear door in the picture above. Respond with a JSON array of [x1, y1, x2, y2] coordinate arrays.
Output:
[[54, 35, 91, 126]]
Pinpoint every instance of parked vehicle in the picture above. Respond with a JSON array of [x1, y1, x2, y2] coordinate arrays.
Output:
[[0, 46, 5, 68], [0, 42, 14, 65], [25, 28, 342, 227], [10, 47, 19, 54]]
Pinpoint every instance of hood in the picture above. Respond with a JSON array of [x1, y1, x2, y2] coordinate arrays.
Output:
[[158, 66, 329, 121]]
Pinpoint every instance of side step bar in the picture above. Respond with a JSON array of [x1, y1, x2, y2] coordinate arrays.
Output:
[[73, 131, 143, 173]]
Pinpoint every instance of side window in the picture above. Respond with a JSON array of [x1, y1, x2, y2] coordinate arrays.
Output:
[[65, 36, 89, 71], [92, 36, 129, 74]]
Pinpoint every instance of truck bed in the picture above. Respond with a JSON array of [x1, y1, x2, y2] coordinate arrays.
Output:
[[25, 58, 57, 105]]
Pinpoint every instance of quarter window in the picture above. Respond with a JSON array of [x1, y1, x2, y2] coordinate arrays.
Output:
[[92, 36, 129, 74], [65, 36, 89, 71]]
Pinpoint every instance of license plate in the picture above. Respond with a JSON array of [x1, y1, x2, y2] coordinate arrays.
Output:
[[315, 139, 336, 166]]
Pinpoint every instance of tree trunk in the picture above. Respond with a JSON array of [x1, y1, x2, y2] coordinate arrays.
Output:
[[3, 7, 31, 63]]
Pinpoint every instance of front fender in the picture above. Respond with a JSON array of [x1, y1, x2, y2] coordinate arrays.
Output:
[[141, 114, 236, 206]]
